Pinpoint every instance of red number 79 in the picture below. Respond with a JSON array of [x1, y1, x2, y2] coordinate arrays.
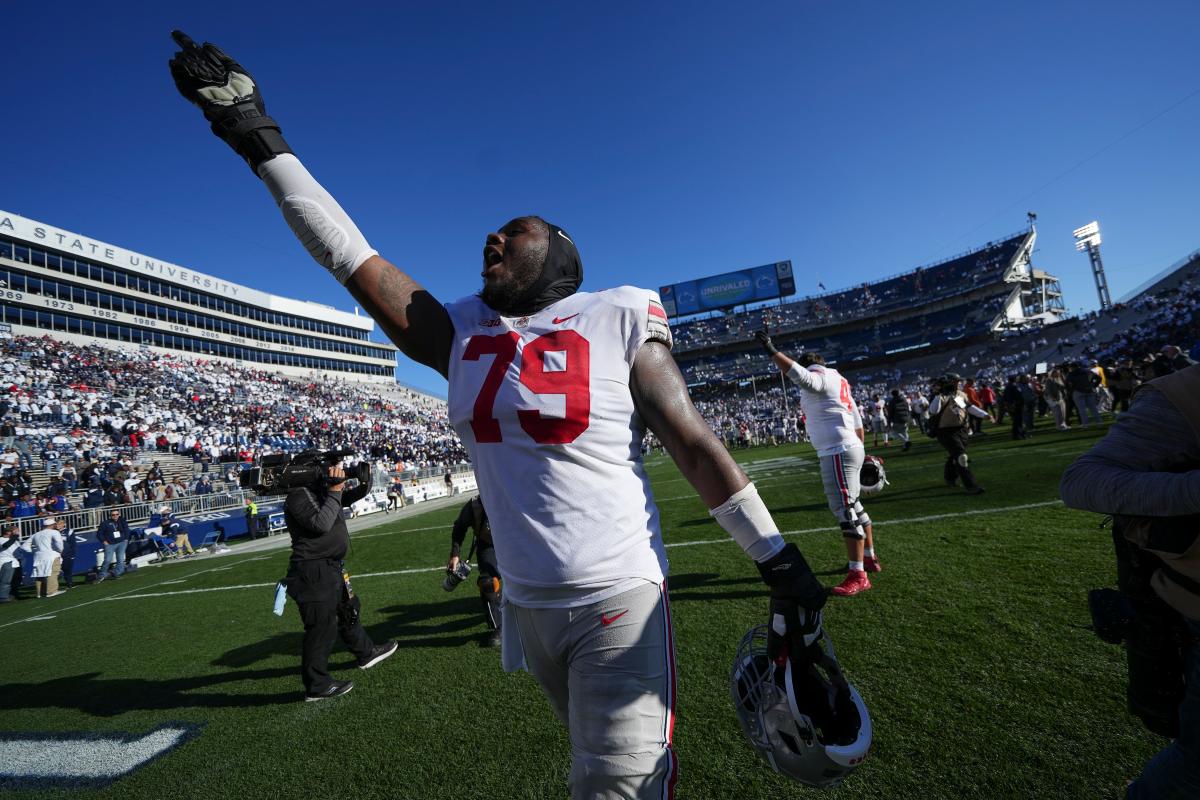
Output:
[[462, 330, 591, 445]]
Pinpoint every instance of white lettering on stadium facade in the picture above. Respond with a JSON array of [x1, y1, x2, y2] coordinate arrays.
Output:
[[0, 210, 378, 335]]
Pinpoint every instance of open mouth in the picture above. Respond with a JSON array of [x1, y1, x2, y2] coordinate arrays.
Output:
[[482, 245, 505, 278]]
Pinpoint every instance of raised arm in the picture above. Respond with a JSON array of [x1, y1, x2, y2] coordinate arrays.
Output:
[[168, 31, 452, 376], [754, 331, 822, 392]]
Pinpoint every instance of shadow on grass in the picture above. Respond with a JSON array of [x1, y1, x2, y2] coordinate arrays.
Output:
[[0, 669, 297, 716], [214, 632, 303, 667], [370, 597, 490, 648], [665, 572, 779, 603]]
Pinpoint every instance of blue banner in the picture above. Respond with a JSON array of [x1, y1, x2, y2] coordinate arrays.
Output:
[[659, 261, 794, 317]]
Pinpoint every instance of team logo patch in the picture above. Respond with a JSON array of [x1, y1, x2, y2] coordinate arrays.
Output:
[[514, 317, 530, 328]]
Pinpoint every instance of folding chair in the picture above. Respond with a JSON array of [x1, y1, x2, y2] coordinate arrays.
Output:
[[198, 528, 223, 554], [149, 532, 181, 561]]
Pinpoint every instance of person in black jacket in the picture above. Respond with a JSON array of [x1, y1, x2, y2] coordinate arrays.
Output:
[[55, 518, 78, 589], [96, 509, 131, 581], [1001, 376, 1026, 440], [885, 389, 912, 451], [283, 459, 397, 701], [447, 495, 502, 648]]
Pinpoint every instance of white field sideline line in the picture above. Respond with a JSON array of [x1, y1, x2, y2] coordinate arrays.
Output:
[[0, 554, 274, 630], [353, 523, 452, 541], [89, 500, 1065, 603]]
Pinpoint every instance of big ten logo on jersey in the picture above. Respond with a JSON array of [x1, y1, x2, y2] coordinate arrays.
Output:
[[462, 330, 590, 445]]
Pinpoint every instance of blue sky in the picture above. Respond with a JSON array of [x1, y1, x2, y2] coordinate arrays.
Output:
[[4, 1, 1198, 393]]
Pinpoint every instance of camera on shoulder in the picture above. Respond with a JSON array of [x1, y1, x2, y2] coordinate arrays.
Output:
[[240, 448, 370, 495]]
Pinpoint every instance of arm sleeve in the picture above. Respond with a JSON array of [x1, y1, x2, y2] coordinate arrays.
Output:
[[340, 480, 371, 507], [851, 399, 863, 430], [785, 363, 822, 392], [1060, 389, 1200, 515], [967, 404, 990, 419], [450, 503, 471, 557], [286, 488, 346, 536], [928, 396, 943, 416]]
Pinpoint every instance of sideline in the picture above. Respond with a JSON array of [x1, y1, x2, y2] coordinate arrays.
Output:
[[89, 499, 1066, 604]]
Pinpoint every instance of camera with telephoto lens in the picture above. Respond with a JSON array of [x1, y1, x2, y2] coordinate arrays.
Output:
[[240, 448, 369, 495], [443, 560, 472, 592]]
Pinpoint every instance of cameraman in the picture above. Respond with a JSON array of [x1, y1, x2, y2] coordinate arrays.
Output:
[[284, 459, 398, 701], [447, 495, 501, 648], [1061, 364, 1200, 798]]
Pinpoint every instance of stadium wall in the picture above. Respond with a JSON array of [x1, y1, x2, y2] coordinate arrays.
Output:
[[0, 211, 398, 382]]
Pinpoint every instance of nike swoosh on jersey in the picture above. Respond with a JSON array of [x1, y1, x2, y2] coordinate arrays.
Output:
[[600, 609, 628, 626], [552, 314, 580, 324]]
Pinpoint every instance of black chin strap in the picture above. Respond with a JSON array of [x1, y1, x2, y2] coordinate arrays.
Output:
[[508, 222, 584, 315]]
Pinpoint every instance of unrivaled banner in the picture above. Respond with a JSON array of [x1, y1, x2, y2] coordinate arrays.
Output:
[[659, 261, 794, 317]]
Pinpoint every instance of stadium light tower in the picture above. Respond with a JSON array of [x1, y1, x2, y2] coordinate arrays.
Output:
[[1073, 220, 1112, 311]]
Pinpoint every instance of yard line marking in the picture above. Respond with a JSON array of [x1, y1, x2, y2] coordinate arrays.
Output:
[[662, 499, 1066, 548], [87, 500, 1067, 604], [0, 554, 281, 631], [20, 615, 56, 622], [0, 724, 201, 789], [106, 583, 275, 600], [160, 580, 188, 585], [352, 523, 462, 541], [655, 475, 799, 503]]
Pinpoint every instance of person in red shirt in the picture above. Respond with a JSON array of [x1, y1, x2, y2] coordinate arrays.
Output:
[[964, 379, 985, 436]]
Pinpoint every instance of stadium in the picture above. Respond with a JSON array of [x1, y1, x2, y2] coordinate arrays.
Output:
[[4, 7, 1200, 800]]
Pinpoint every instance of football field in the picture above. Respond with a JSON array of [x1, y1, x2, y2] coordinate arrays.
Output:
[[0, 421, 1160, 799]]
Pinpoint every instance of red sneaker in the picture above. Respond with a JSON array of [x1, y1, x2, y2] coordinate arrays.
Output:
[[832, 570, 872, 596], [864, 556, 882, 573]]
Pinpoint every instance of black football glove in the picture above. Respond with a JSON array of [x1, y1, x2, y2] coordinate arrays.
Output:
[[168, 30, 293, 173], [757, 542, 827, 665], [754, 329, 778, 356]]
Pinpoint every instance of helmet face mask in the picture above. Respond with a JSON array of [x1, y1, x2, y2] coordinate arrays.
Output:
[[730, 625, 871, 788], [859, 455, 888, 495]]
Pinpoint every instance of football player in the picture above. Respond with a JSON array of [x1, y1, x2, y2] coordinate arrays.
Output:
[[169, 32, 834, 798], [755, 331, 879, 596]]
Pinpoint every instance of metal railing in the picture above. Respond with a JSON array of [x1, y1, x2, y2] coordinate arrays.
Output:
[[11, 489, 251, 539]]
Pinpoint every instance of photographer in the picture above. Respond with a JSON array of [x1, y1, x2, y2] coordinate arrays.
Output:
[[1061, 364, 1200, 798], [284, 457, 398, 701], [928, 374, 994, 495], [446, 495, 502, 648]]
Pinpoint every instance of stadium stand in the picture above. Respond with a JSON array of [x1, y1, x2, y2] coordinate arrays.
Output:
[[670, 227, 1062, 386], [0, 334, 469, 539], [669, 247, 1199, 444]]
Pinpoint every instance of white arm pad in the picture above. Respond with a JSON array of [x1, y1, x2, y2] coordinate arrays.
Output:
[[786, 363, 821, 392], [257, 154, 377, 285], [708, 482, 785, 562]]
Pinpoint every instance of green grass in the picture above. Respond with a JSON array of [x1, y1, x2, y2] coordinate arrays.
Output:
[[0, 420, 1162, 799]]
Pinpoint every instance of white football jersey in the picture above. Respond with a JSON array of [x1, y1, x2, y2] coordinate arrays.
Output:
[[785, 363, 864, 456], [445, 287, 672, 601]]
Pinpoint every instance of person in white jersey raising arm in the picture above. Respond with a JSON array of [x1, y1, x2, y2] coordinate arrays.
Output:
[[167, 32, 865, 798], [755, 330, 880, 597]]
